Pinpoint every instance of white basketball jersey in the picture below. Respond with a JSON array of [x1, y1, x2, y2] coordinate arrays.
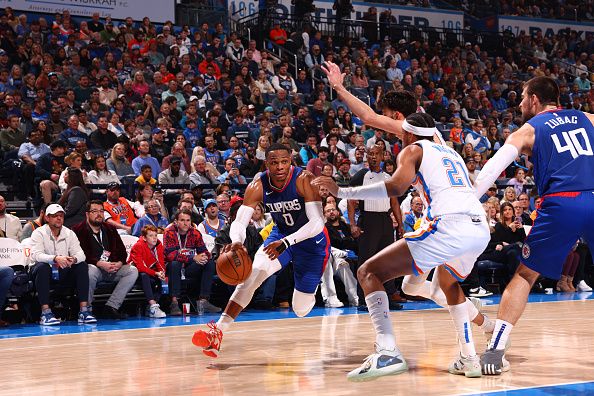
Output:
[[411, 140, 484, 218]]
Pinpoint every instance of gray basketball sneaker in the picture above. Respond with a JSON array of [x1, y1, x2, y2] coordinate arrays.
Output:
[[448, 353, 482, 378], [481, 348, 511, 375], [347, 343, 408, 382]]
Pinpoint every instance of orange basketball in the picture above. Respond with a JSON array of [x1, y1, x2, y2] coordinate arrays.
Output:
[[216, 248, 253, 285]]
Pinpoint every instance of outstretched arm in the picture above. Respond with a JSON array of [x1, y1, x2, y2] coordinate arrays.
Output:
[[312, 145, 422, 199], [321, 62, 404, 139], [474, 123, 534, 197], [264, 171, 325, 260]]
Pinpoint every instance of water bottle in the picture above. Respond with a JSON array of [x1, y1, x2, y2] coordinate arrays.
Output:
[[197, 299, 205, 316], [161, 278, 169, 295], [181, 267, 186, 281], [52, 264, 59, 281]]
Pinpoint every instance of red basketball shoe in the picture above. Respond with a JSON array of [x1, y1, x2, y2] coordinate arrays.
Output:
[[192, 321, 223, 358]]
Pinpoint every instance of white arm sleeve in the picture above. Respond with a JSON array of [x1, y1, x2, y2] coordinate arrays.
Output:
[[474, 143, 519, 197], [337, 182, 389, 200], [284, 201, 325, 246], [229, 205, 255, 244]]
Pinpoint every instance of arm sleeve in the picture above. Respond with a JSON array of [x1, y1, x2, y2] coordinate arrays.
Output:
[[337, 181, 389, 200], [283, 201, 325, 245], [229, 205, 255, 244], [474, 144, 519, 197]]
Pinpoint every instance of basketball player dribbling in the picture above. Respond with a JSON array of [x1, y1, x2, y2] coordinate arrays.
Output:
[[192, 143, 330, 357], [474, 76, 594, 375]]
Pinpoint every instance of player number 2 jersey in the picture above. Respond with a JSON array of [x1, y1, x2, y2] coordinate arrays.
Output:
[[527, 108, 594, 196], [411, 140, 484, 219]]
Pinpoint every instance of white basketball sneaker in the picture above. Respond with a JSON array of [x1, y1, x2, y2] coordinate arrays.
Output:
[[347, 343, 408, 382], [448, 353, 482, 378]]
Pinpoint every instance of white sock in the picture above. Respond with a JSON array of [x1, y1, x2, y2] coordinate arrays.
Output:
[[489, 319, 513, 350], [216, 313, 234, 332], [365, 291, 396, 351], [448, 302, 476, 358], [480, 314, 495, 333], [465, 298, 479, 322]]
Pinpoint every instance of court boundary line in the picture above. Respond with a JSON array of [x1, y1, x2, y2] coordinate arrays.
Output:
[[459, 379, 594, 395], [0, 297, 590, 341]]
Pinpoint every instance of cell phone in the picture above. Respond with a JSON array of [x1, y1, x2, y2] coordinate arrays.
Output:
[[515, 216, 522, 224]]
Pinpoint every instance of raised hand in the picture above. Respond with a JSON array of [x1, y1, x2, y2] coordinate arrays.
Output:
[[311, 176, 340, 197], [321, 61, 345, 89]]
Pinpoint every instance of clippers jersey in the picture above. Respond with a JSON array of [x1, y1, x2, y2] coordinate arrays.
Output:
[[527, 108, 594, 196], [260, 166, 308, 235], [411, 140, 484, 219]]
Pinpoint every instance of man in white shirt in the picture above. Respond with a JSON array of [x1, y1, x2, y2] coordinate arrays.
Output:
[[29, 204, 96, 326], [0, 195, 22, 240]]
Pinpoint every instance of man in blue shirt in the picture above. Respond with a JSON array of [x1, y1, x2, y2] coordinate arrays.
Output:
[[403, 196, 424, 233], [131, 140, 161, 178], [59, 115, 92, 149]]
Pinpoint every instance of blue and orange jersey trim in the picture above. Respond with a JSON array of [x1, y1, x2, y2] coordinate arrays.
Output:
[[442, 263, 467, 281], [404, 217, 440, 242]]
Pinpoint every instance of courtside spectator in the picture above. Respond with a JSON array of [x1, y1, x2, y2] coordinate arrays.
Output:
[[132, 198, 169, 236], [127, 224, 167, 318], [73, 200, 138, 320], [163, 209, 220, 315], [0, 194, 22, 240], [30, 204, 96, 326]]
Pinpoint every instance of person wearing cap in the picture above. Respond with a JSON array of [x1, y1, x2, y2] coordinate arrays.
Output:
[[334, 159, 352, 187], [197, 199, 226, 253], [30, 203, 96, 326], [158, 154, 190, 196], [103, 182, 137, 235]]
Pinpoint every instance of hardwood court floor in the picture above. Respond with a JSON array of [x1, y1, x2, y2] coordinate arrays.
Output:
[[1, 300, 593, 396]]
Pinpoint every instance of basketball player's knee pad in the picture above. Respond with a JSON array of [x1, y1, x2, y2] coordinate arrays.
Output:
[[292, 289, 316, 318]]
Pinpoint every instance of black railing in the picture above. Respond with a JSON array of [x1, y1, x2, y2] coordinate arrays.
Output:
[[176, 2, 227, 28]]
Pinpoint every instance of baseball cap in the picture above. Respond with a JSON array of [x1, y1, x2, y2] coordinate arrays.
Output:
[[170, 156, 182, 164], [152, 128, 165, 135], [340, 159, 351, 166], [45, 204, 65, 215], [0, 49, 6, 56], [203, 198, 217, 208], [248, 104, 255, 110], [230, 195, 244, 206], [465, 42, 472, 46], [183, 80, 192, 86], [398, 39, 406, 44], [106, 182, 121, 190], [264, 106, 273, 112], [188, 95, 199, 102]]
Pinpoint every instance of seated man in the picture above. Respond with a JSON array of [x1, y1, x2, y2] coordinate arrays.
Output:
[[403, 196, 424, 233], [29, 204, 96, 326], [163, 209, 221, 315], [0, 194, 22, 240], [217, 158, 247, 184], [103, 182, 137, 235], [73, 200, 139, 319], [322, 201, 359, 307]]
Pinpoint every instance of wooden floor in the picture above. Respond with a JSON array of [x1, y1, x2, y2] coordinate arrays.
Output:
[[1, 300, 593, 396]]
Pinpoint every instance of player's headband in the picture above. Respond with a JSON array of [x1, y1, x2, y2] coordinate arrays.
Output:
[[402, 120, 438, 137]]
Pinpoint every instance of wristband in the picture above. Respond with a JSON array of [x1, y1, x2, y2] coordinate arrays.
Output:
[[275, 238, 290, 255]]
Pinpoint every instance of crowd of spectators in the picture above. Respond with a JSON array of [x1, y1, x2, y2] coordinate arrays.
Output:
[[0, 5, 593, 327]]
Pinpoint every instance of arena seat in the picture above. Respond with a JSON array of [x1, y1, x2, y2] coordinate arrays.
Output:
[[477, 260, 508, 294]]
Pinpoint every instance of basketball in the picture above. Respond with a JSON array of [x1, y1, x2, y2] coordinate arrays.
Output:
[[216, 248, 252, 285]]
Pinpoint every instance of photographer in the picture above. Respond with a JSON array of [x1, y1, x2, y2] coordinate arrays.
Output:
[[217, 158, 247, 184]]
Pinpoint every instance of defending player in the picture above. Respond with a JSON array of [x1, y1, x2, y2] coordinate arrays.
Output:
[[474, 76, 594, 375], [313, 112, 491, 381], [192, 143, 330, 357]]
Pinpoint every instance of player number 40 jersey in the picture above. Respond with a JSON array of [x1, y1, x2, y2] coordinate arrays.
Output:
[[411, 140, 484, 219]]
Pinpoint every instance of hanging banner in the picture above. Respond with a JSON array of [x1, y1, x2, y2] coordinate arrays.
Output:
[[498, 16, 594, 39], [229, 0, 464, 30], [0, 0, 175, 23]]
